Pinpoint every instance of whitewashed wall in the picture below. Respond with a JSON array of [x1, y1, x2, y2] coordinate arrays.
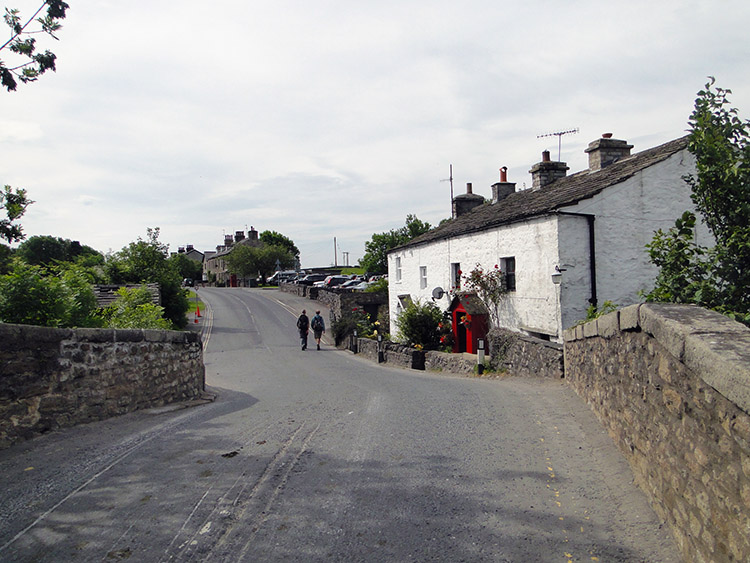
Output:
[[558, 148, 712, 328], [389, 216, 566, 339], [389, 146, 712, 342]]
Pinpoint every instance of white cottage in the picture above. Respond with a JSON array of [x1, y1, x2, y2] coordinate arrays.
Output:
[[387, 134, 713, 343]]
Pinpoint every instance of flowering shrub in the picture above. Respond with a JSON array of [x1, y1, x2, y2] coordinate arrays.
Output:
[[459, 264, 508, 328], [395, 300, 443, 350]]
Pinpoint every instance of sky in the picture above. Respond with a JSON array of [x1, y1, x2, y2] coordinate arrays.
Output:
[[2, 0, 750, 268]]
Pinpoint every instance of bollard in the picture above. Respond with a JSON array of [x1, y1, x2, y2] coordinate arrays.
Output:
[[477, 339, 485, 375], [377, 334, 384, 363], [352, 329, 358, 354]]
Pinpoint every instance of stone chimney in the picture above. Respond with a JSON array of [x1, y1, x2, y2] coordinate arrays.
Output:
[[234, 230, 246, 243], [453, 182, 485, 217], [529, 150, 569, 190], [584, 133, 633, 171], [491, 166, 516, 203], [224, 234, 234, 247], [186, 244, 194, 252], [248, 226, 258, 241]]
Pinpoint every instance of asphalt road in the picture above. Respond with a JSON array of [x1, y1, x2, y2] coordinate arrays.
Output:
[[0, 287, 679, 562]]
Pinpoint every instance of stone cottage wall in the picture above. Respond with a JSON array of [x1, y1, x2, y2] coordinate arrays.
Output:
[[0, 323, 205, 449], [564, 304, 750, 563]]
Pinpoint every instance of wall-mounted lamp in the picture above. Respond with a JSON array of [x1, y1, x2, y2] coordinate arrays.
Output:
[[551, 265, 566, 285]]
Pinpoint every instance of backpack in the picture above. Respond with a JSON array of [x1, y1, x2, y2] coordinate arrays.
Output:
[[297, 315, 309, 330], [311, 316, 323, 331]]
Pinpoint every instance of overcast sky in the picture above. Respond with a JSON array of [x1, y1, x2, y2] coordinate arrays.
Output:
[[3, 0, 750, 268]]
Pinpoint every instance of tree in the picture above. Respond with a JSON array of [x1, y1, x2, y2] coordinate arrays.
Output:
[[259, 230, 300, 261], [226, 243, 295, 283], [105, 228, 189, 328], [646, 79, 750, 324], [226, 244, 261, 281], [16, 235, 102, 269], [168, 252, 203, 282], [1, 185, 32, 243], [359, 214, 432, 274], [1, 0, 69, 92]]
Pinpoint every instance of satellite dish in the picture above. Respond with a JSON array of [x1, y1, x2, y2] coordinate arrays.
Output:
[[432, 287, 445, 299]]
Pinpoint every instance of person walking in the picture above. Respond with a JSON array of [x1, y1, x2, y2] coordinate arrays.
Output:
[[310, 310, 325, 350], [297, 309, 309, 350]]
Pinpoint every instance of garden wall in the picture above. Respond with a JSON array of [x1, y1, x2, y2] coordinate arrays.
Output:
[[564, 303, 750, 563], [487, 328, 564, 378], [0, 323, 205, 449]]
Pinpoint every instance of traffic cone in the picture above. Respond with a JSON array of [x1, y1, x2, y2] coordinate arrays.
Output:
[[196, 305, 201, 317]]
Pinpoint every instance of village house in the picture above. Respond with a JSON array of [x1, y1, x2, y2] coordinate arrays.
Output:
[[203, 227, 262, 286], [387, 134, 713, 347]]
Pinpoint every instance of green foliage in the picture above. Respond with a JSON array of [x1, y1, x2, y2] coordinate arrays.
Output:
[[580, 300, 619, 324], [0, 260, 98, 327], [1, 1, 69, 91], [105, 228, 188, 328], [0, 243, 12, 274], [168, 252, 203, 282], [331, 307, 374, 345], [16, 235, 103, 269], [1, 185, 32, 243], [364, 277, 388, 293], [359, 214, 431, 274], [226, 242, 295, 283], [259, 230, 299, 260], [102, 287, 172, 330], [395, 300, 443, 350], [645, 79, 750, 325], [645, 211, 714, 304]]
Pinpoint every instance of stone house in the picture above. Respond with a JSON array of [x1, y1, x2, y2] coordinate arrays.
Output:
[[204, 227, 262, 286], [387, 134, 713, 344]]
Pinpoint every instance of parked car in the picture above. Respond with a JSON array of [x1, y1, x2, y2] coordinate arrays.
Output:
[[266, 270, 298, 285], [351, 281, 375, 291], [298, 274, 327, 286]]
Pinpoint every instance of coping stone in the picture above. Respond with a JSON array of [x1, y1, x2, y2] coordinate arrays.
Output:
[[619, 304, 641, 331]]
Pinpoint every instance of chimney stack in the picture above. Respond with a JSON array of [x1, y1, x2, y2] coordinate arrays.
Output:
[[452, 182, 484, 217], [492, 166, 516, 203], [234, 230, 246, 243], [585, 133, 633, 171], [224, 234, 234, 247], [529, 152, 568, 190], [248, 226, 258, 241]]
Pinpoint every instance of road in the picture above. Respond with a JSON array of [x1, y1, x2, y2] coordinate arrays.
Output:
[[0, 287, 679, 562]]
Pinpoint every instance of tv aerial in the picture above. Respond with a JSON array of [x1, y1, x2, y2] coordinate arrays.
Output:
[[537, 128, 579, 161]]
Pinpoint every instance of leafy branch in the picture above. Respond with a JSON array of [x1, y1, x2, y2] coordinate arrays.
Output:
[[1, 0, 69, 91]]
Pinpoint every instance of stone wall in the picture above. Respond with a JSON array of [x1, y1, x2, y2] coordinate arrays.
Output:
[[341, 337, 480, 375], [0, 323, 205, 449], [564, 304, 750, 563], [487, 328, 564, 378]]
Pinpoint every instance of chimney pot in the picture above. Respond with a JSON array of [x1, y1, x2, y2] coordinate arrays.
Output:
[[500, 167, 508, 183], [602, 132, 613, 139], [466, 182, 473, 194], [542, 150, 551, 162]]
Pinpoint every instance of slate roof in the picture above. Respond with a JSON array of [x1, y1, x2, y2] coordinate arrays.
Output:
[[395, 136, 689, 251]]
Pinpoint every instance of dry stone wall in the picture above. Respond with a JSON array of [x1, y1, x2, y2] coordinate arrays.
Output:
[[564, 304, 750, 563], [0, 323, 205, 449]]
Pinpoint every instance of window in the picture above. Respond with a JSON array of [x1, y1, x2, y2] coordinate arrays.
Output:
[[451, 262, 461, 289], [501, 257, 516, 291], [395, 256, 402, 282], [420, 266, 427, 289]]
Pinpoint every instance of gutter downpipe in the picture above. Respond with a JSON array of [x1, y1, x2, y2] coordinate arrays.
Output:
[[556, 211, 598, 310]]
